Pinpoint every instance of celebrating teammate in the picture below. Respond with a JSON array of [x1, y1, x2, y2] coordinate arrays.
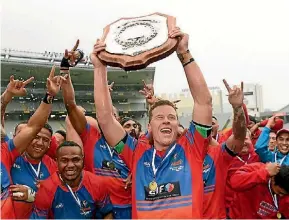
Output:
[[60, 40, 133, 219], [30, 141, 113, 219], [203, 80, 248, 218], [0, 66, 60, 219], [91, 27, 212, 218]]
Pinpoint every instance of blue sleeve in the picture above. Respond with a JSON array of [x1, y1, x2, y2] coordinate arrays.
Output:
[[4, 135, 10, 142], [29, 185, 51, 219], [255, 127, 274, 163], [96, 193, 113, 217], [30, 208, 48, 219]]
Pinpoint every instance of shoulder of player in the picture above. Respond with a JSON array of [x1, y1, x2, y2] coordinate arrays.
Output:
[[41, 172, 60, 189], [42, 155, 57, 171], [82, 171, 106, 193], [83, 170, 104, 183], [207, 144, 222, 153], [86, 116, 101, 132]]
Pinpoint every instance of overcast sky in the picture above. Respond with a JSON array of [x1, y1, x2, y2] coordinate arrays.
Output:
[[2, 0, 289, 110]]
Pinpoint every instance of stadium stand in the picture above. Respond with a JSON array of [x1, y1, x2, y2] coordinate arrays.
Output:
[[1, 49, 155, 137]]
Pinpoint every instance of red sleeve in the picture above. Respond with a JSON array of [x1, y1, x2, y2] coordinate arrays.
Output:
[[43, 156, 57, 174], [80, 123, 101, 144], [220, 128, 233, 143], [251, 129, 262, 146], [30, 179, 56, 219], [229, 162, 269, 191], [86, 173, 113, 216], [220, 142, 236, 167], [46, 136, 58, 160], [181, 121, 211, 161], [80, 123, 101, 172], [2, 139, 20, 166], [117, 134, 138, 171]]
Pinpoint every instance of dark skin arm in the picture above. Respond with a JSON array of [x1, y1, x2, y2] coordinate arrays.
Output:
[[1, 76, 34, 127], [13, 66, 62, 154]]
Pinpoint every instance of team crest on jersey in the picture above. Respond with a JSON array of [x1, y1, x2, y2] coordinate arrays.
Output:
[[80, 200, 92, 216], [144, 181, 181, 201], [203, 163, 211, 173], [170, 154, 184, 171]]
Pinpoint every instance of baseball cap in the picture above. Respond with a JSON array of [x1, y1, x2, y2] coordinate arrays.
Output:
[[276, 128, 289, 139]]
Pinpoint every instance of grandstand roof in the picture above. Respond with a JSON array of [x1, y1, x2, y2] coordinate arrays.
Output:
[[1, 49, 155, 85]]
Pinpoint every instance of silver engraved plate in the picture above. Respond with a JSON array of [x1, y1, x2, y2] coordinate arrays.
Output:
[[105, 14, 168, 56], [98, 13, 178, 71]]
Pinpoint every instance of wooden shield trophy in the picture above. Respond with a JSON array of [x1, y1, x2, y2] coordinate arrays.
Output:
[[97, 13, 178, 71]]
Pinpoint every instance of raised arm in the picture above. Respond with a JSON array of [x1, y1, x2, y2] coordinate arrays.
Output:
[[223, 80, 247, 153], [1, 75, 34, 127], [60, 40, 87, 135], [13, 66, 61, 154], [90, 40, 126, 147], [254, 114, 282, 162], [170, 28, 212, 126], [61, 73, 87, 135]]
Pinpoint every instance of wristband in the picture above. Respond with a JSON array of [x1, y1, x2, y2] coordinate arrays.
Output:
[[23, 185, 36, 202], [177, 49, 194, 66], [60, 68, 69, 75], [43, 93, 54, 104], [60, 49, 84, 68], [183, 57, 195, 67]]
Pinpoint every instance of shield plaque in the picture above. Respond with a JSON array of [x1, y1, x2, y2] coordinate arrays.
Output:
[[97, 13, 178, 71]]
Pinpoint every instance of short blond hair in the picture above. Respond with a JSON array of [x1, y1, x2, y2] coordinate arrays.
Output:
[[149, 99, 177, 122]]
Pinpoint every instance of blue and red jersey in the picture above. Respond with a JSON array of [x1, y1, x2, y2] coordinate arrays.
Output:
[[80, 123, 131, 219], [117, 121, 211, 218], [30, 170, 112, 219], [45, 135, 58, 160], [11, 154, 57, 218], [1, 139, 20, 219], [202, 143, 235, 218], [228, 163, 289, 219]]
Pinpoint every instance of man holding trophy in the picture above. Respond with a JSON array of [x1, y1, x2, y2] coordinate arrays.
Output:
[[90, 13, 213, 218]]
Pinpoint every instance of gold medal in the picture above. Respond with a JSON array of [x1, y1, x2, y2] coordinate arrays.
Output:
[[149, 181, 158, 191], [277, 212, 281, 219]]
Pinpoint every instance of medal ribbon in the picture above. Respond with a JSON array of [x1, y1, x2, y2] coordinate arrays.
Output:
[[268, 179, 279, 211], [105, 142, 114, 158], [28, 162, 41, 178], [236, 154, 251, 164], [152, 144, 176, 176], [25, 153, 42, 178], [59, 174, 82, 208], [274, 152, 286, 165]]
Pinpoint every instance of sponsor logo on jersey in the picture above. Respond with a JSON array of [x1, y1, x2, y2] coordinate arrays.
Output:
[[55, 203, 64, 209], [13, 163, 21, 169], [144, 181, 181, 201], [144, 162, 150, 167], [170, 154, 184, 171]]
